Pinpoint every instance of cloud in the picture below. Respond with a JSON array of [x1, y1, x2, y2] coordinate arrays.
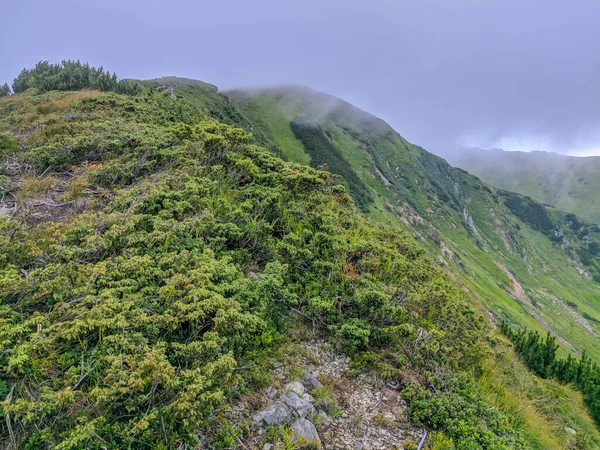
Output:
[[3, 0, 599, 157]]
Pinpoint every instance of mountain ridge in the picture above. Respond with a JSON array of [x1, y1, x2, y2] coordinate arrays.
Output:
[[2, 63, 600, 448], [225, 84, 600, 360], [449, 147, 600, 224]]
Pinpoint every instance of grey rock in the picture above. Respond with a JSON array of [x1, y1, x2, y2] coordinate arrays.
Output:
[[302, 372, 323, 389], [282, 392, 316, 418], [317, 409, 332, 425], [291, 418, 321, 446], [253, 402, 292, 425], [264, 386, 277, 399], [285, 380, 305, 396], [565, 427, 577, 435], [302, 392, 316, 402], [262, 444, 274, 450], [302, 372, 315, 382]]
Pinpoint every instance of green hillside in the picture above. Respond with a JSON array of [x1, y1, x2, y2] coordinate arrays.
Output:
[[1, 63, 600, 448], [227, 86, 600, 362], [449, 147, 600, 224]]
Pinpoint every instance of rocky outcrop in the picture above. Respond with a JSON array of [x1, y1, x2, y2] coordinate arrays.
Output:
[[245, 341, 424, 449], [253, 375, 323, 446]]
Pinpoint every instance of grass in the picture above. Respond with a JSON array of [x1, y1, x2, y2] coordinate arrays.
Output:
[[451, 148, 600, 225], [480, 332, 600, 449]]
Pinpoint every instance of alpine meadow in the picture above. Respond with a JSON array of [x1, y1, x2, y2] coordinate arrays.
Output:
[[0, 60, 599, 450]]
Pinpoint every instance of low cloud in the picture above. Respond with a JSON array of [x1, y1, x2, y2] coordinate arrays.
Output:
[[3, 0, 599, 157]]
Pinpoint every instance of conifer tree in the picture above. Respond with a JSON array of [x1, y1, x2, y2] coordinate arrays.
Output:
[[0, 82, 10, 97]]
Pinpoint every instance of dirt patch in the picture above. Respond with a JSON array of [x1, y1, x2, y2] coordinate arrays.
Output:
[[0, 162, 93, 225], [495, 262, 579, 355], [221, 340, 424, 449], [300, 342, 423, 449], [496, 263, 526, 301], [374, 167, 392, 187]]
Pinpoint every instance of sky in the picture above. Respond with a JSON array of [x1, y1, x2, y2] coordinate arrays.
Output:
[[2, 0, 600, 157]]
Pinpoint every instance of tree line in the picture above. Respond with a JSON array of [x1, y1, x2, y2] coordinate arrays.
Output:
[[501, 322, 600, 425], [8, 60, 144, 95]]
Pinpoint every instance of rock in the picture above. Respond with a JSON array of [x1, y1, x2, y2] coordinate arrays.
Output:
[[291, 418, 321, 447], [354, 442, 365, 450], [285, 380, 305, 396], [565, 427, 577, 435], [264, 386, 277, 399], [302, 392, 316, 402], [302, 372, 323, 389], [262, 444, 273, 450], [282, 392, 316, 418], [317, 409, 332, 425], [253, 402, 292, 425], [302, 372, 315, 382]]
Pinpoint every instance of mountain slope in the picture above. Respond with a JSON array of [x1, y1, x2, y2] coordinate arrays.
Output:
[[2, 65, 600, 448], [449, 147, 600, 224], [227, 86, 600, 362], [0, 72, 550, 449]]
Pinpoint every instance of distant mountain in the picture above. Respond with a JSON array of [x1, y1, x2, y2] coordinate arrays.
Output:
[[449, 147, 600, 224]]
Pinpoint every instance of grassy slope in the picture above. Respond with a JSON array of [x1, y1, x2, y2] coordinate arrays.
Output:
[[226, 86, 600, 363], [449, 148, 600, 224], [1, 81, 599, 448], [0, 86, 552, 449], [224, 86, 600, 448]]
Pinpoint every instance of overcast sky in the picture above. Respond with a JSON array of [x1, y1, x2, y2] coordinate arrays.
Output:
[[2, 0, 600, 157]]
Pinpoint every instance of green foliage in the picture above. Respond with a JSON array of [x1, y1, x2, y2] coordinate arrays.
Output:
[[0, 83, 516, 448], [405, 378, 528, 449], [0, 131, 19, 158], [11, 60, 144, 95], [227, 86, 600, 365], [500, 190, 555, 234], [0, 82, 11, 97], [502, 323, 600, 427], [290, 115, 373, 211]]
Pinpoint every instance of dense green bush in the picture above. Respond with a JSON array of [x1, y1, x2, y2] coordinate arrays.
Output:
[[12, 60, 144, 95], [500, 191, 555, 234], [0, 80, 527, 448], [406, 377, 528, 449]]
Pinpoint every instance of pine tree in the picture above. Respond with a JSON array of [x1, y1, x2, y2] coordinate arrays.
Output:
[[0, 82, 10, 97]]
